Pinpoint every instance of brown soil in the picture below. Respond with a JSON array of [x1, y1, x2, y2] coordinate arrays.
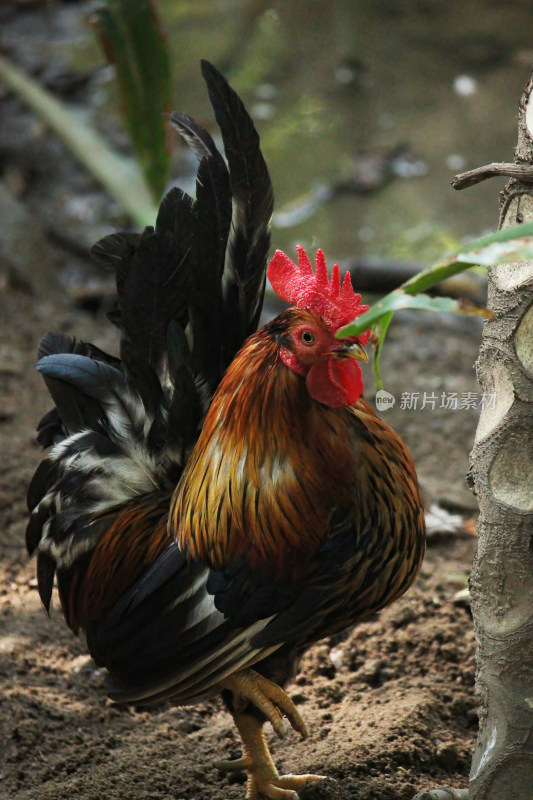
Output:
[[1, 281, 481, 800]]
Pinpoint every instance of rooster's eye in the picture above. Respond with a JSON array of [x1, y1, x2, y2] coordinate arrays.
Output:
[[300, 330, 315, 345]]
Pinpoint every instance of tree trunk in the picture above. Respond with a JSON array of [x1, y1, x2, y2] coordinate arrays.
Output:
[[467, 72, 533, 800], [412, 73, 533, 800]]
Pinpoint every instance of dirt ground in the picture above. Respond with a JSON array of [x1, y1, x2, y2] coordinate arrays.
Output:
[[0, 266, 482, 800]]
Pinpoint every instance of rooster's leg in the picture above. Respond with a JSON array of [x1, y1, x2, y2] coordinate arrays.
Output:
[[219, 668, 307, 738], [216, 669, 326, 800]]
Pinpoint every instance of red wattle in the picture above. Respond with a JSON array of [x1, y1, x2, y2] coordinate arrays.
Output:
[[305, 358, 363, 408]]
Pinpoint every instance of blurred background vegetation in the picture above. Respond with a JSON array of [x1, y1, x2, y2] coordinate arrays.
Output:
[[1, 0, 533, 316]]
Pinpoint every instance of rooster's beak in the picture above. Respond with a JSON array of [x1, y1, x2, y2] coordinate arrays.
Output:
[[335, 342, 369, 362], [345, 342, 369, 362]]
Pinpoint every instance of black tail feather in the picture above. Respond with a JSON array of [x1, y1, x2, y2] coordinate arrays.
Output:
[[35, 407, 67, 448], [26, 500, 51, 554], [164, 321, 203, 458], [37, 552, 56, 614], [200, 59, 274, 357], [120, 216, 192, 375], [190, 145, 232, 391], [28, 61, 274, 617], [38, 373, 107, 440], [166, 111, 219, 161], [90, 232, 144, 299], [38, 331, 119, 365], [37, 355, 130, 417], [27, 457, 60, 516], [168, 108, 231, 392], [35, 333, 122, 446], [119, 337, 161, 422]]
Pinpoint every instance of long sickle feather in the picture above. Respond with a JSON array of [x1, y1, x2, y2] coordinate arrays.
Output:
[[201, 59, 274, 366]]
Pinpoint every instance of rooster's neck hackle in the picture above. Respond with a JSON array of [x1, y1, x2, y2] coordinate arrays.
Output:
[[170, 319, 356, 576]]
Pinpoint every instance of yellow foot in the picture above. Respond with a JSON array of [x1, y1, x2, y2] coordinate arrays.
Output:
[[215, 756, 327, 800], [219, 668, 308, 739], [217, 671, 324, 798]]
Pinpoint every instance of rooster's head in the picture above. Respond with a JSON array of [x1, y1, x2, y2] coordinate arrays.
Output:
[[267, 246, 370, 408]]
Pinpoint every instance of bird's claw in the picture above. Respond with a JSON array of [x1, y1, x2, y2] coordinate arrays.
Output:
[[219, 668, 308, 740], [267, 774, 328, 800], [215, 758, 327, 800], [217, 670, 319, 798], [213, 755, 253, 771]]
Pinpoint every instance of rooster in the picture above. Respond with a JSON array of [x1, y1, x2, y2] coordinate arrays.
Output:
[[26, 61, 425, 799]]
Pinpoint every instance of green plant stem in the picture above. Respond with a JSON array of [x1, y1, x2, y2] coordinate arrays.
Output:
[[373, 311, 393, 391]]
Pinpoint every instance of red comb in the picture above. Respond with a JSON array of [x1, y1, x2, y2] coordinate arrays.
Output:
[[267, 246, 370, 342]]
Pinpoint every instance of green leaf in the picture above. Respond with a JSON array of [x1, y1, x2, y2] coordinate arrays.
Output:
[[401, 224, 533, 295], [454, 235, 533, 267], [338, 222, 533, 341], [0, 53, 157, 227], [336, 223, 533, 387], [339, 291, 490, 339], [91, 0, 172, 201], [457, 222, 533, 253]]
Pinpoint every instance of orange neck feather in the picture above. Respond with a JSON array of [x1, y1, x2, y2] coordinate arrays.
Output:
[[169, 328, 356, 578]]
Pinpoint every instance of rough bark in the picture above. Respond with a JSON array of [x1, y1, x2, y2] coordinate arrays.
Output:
[[467, 72, 533, 800], [412, 74, 533, 800]]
